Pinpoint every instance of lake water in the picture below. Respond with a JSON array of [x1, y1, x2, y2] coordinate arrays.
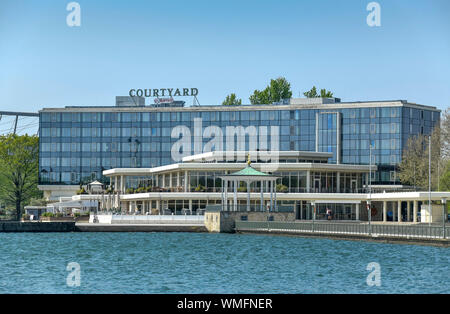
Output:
[[0, 232, 448, 294]]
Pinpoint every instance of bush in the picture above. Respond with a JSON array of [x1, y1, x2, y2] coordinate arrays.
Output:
[[125, 188, 135, 194], [276, 184, 288, 193], [136, 187, 146, 194], [195, 184, 205, 192], [237, 186, 247, 192], [55, 212, 63, 218], [76, 188, 88, 195], [74, 212, 81, 218], [42, 212, 55, 217], [22, 213, 30, 220]]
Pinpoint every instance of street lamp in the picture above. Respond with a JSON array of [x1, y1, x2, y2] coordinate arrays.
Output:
[[311, 201, 316, 233], [442, 197, 447, 239]]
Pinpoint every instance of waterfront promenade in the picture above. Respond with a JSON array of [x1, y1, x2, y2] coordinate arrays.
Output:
[[235, 221, 450, 247]]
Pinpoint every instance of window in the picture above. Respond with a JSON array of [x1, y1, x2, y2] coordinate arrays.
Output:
[[391, 139, 396, 149], [390, 123, 398, 133], [390, 171, 396, 181], [370, 108, 377, 118], [370, 124, 376, 134]]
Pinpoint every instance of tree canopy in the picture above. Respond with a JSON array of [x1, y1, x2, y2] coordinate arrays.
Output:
[[303, 86, 334, 98], [0, 134, 41, 220], [249, 77, 292, 105], [398, 109, 450, 191], [222, 93, 242, 106]]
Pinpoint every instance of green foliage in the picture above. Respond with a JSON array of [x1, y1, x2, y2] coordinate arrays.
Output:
[[249, 77, 292, 104], [439, 161, 450, 191], [22, 213, 30, 220], [0, 134, 40, 221], [303, 86, 334, 98], [222, 93, 242, 106], [42, 212, 54, 217], [276, 184, 288, 193], [195, 184, 205, 192], [399, 124, 443, 190], [237, 186, 247, 192], [125, 188, 135, 194], [76, 188, 88, 195], [28, 197, 47, 206]]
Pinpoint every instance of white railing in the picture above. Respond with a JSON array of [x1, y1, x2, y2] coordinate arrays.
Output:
[[89, 214, 204, 225]]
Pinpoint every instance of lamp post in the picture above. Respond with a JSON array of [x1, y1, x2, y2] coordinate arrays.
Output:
[[442, 197, 447, 239], [368, 141, 372, 236], [429, 135, 431, 226], [311, 201, 316, 233]]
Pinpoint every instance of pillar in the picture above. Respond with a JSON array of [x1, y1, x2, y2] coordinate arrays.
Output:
[[336, 172, 340, 193], [184, 171, 188, 192], [397, 200, 402, 222], [156, 200, 160, 215], [189, 199, 192, 213], [407, 201, 411, 222], [224, 179, 228, 211], [270, 181, 273, 212], [413, 200, 418, 223], [273, 181, 278, 211], [392, 202, 396, 221], [306, 170, 311, 193], [234, 180, 238, 212], [383, 201, 387, 222], [260, 180, 264, 212], [356, 203, 360, 221], [120, 175, 124, 193], [246, 180, 250, 212]]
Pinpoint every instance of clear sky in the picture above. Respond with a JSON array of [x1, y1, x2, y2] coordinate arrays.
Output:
[[0, 0, 449, 113]]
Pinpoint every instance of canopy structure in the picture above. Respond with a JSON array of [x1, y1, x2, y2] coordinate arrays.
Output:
[[219, 154, 280, 212]]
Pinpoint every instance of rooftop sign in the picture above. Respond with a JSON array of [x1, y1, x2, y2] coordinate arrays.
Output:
[[129, 88, 198, 98]]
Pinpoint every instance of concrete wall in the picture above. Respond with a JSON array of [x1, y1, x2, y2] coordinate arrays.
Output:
[[0, 222, 77, 232], [205, 211, 295, 233], [421, 204, 445, 223]]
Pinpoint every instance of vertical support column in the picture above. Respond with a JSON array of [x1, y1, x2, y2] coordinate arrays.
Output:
[[306, 170, 311, 193], [120, 175, 124, 193], [392, 202, 396, 221], [185, 171, 188, 192], [234, 180, 238, 212], [383, 201, 387, 222], [156, 200, 160, 215], [224, 179, 228, 212], [356, 203, 360, 221], [274, 183, 277, 212], [260, 180, 264, 212], [246, 180, 250, 212], [189, 199, 192, 214], [407, 201, 411, 222], [336, 172, 340, 193], [177, 172, 180, 189], [270, 180, 273, 212], [413, 200, 418, 223], [397, 200, 402, 222]]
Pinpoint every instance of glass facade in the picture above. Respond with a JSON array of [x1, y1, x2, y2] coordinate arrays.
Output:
[[39, 103, 439, 186]]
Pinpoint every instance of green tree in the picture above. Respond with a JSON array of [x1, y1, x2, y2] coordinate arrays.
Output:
[[399, 113, 448, 190], [222, 93, 242, 106], [249, 77, 292, 104], [439, 160, 450, 191], [0, 134, 41, 220], [303, 86, 334, 98], [303, 86, 318, 98]]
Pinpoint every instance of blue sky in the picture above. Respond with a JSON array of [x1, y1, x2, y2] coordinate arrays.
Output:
[[0, 0, 449, 113]]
